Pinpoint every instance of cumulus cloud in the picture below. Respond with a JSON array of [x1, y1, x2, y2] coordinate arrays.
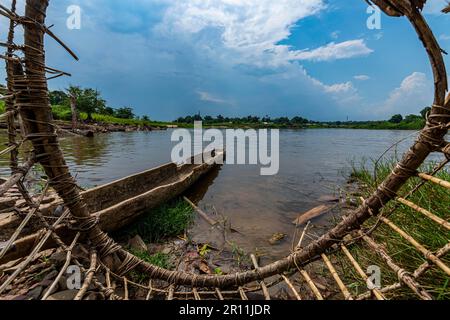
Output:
[[379, 72, 433, 116], [292, 40, 373, 62], [197, 90, 233, 105], [157, 0, 371, 65]]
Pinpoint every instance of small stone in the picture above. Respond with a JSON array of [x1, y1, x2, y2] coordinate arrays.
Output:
[[43, 270, 58, 281], [47, 290, 78, 300], [27, 286, 43, 300], [161, 247, 172, 255], [83, 291, 105, 300], [128, 235, 147, 252], [268, 233, 287, 245]]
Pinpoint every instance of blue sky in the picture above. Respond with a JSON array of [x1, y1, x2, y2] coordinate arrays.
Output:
[[1, 0, 449, 121]]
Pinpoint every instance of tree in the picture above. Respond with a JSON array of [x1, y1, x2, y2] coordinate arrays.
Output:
[[389, 114, 403, 123], [115, 107, 135, 119], [104, 107, 115, 116], [49, 90, 68, 105], [66, 86, 82, 130], [420, 107, 431, 119], [142, 115, 150, 122], [404, 114, 422, 123]]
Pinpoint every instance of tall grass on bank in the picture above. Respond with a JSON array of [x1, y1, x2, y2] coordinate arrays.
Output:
[[340, 159, 450, 299], [51, 104, 170, 128], [117, 198, 194, 243]]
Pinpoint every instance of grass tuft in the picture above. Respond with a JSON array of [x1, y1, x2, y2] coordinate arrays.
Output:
[[340, 158, 450, 299], [121, 198, 194, 243]]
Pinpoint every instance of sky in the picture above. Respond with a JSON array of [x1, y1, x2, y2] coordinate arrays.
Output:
[[1, 0, 449, 121]]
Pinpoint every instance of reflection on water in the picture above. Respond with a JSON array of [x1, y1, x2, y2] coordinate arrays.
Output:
[[0, 129, 443, 260]]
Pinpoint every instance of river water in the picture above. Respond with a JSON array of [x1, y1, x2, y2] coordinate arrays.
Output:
[[0, 129, 442, 260]]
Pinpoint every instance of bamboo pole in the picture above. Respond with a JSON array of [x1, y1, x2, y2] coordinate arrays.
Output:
[[215, 288, 224, 300], [321, 254, 353, 300], [359, 231, 433, 300], [192, 288, 201, 300], [239, 287, 248, 300], [299, 270, 323, 300], [74, 251, 97, 300], [413, 242, 450, 278], [380, 216, 450, 276], [340, 245, 385, 300], [250, 254, 271, 300], [42, 233, 80, 300], [396, 197, 450, 230], [0, 209, 70, 294], [417, 173, 450, 190], [281, 275, 302, 300]]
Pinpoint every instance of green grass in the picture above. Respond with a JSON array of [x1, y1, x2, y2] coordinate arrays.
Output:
[[128, 250, 172, 283], [50, 104, 170, 128], [0, 100, 5, 113], [340, 159, 450, 299], [120, 198, 194, 243]]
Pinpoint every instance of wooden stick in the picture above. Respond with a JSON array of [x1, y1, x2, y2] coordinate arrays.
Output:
[[250, 254, 271, 300], [397, 197, 450, 230], [359, 231, 433, 300], [417, 172, 450, 190], [0, 209, 70, 294], [340, 245, 385, 300], [413, 242, 450, 278], [299, 270, 323, 300], [167, 285, 174, 300], [0, 184, 49, 260], [239, 287, 248, 300], [42, 233, 80, 300], [145, 280, 154, 300], [74, 251, 97, 300], [192, 288, 201, 300], [281, 275, 302, 300], [123, 277, 129, 300], [215, 288, 224, 300], [321, 254, 353, 300], [381, 216, 450, 276], [0, 158, 34, 197], [183, 196, 218, 226]]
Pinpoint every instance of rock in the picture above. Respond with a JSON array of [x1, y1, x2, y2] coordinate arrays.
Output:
[[47, 290, 78, 300], [83, 291, 105, 300], [43, 270, 58, 281], [268, 233, 287, 245], [27, 286, 43, 300], [292, 205, 333, 226], [161, 247, 172, 255], [318, 195, 340, 203], [0, 198, 16, 210], [128, 235, 147, 252]]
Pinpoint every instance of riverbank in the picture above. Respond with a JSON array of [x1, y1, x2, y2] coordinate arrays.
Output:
[[337, 159, 450, 299]]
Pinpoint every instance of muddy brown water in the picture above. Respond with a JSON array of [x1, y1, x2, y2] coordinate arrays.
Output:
[[0, 129, 444, 262]]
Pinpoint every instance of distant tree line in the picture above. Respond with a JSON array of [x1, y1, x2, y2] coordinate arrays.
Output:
[[175, 114, 310, 125], [49, 86, 147, 121]]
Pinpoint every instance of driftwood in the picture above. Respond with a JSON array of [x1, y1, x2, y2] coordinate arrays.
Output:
[[292, 204, 333, 226]]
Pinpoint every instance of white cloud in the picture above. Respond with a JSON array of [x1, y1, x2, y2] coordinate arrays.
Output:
[[440, 34, 450, 41], [158, 1, 372, 66], [379, 72, 433, 116], [292, 40, 373, 62], [354, 75, 370, 81], [197, 90, 232, 105]]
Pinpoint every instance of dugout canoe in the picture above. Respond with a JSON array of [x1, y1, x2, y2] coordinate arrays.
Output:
[[0, 149, 225, 263]]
